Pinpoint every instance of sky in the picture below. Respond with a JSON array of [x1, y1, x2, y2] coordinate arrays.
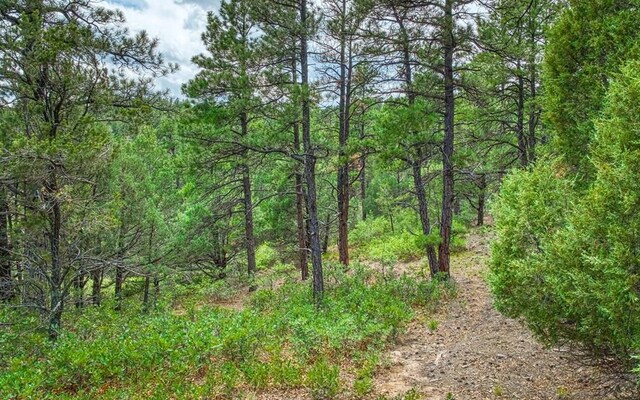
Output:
[[104, 0, 483, 98], [105, 0, 220, 97]]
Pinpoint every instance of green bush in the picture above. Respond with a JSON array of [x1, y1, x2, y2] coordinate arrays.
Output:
[[350, 211, 467, 265], [491, 62, 640, 376], [256, 242, 280, 271]]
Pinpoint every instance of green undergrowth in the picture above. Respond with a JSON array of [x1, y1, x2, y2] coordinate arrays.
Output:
[[0, 265, 450, 400], [350, 213, 468, 266]]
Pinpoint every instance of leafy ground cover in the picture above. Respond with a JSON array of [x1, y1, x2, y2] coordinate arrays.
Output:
[[0, 264, 449, 400]]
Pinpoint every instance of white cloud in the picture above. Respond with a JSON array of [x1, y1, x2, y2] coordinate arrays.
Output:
[[105, 0, 220, 97]]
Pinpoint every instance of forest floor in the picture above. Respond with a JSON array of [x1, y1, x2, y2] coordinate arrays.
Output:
[[193, 227, 628, 400], [372, 228, 620, 400]]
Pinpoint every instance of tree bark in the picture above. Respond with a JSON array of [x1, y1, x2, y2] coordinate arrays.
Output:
[[74, 272, 85, 309], [437, 0, 455, 279], [336, 0, 351, 267], [91, 268, 102, 306], [477, 174, 486, 227], [322, 211, 331, 254], [45, 168, 63, 340], [241, 113, 257, 287], [412, 160, 439, 277], [143, 275, 150, 312], [528, 41, 537, 164], [114, 222, 125, 311], [300, 0, 324, 304], [292, 53, 309, 281], [143, 224, 154, 312], [516, 61, 528, 167], [114, 265, 124, 310], [153, 275, 160, 298], [0, 185, 13, 302], [359, 118, 367, 222]]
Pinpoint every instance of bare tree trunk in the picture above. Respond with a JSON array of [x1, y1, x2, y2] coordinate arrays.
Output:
[[336, 146, 350, 266], [412, 160, 439, 276], [241, 113, 257, 288], [516, 61, 528, 167], [91, 268, 102, 306], [242, 164, 257, 288], [301, 0, 323, 304], [0, 185, 13, 302], [153, 275, 160, 298], [292, 54, 309, 281], [142, 275, 150, 312], [143, 224, 154, 312], [45, 168, 63, 340], [453, 196, 461, 216], [477, 174, 486, 227], [322, 211, 331, 254], [114, 222, 125, 311], [74, 272, 85, 309], [296, 172, 309, 280], [528, 45, 537, 164], [337, 0, 351, 267], [114, 265, 124, 310], [437, 0, 455, 279]]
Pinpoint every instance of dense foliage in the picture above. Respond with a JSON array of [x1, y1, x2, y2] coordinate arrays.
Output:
[[491, 0, 640, 378]]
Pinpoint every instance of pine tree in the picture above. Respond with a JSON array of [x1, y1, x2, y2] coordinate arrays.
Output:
[[0, 0, 173, 339], [185, 0, 267, 287]]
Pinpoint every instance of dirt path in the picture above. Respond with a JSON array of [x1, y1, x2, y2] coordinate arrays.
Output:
[[374, 229, 616, 400]]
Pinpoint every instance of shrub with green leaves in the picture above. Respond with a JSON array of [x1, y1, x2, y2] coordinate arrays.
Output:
[[350, 211, 467, 265], [491, 61, 640, 376]]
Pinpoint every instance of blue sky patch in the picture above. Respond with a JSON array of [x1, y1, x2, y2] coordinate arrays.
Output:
[[107, 0, 149, 10]]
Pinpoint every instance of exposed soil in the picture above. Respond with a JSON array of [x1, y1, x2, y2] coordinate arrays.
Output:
[[374, 228, 620, 400]]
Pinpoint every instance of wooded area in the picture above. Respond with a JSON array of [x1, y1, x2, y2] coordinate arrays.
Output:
[[1, 0, 639, 398]]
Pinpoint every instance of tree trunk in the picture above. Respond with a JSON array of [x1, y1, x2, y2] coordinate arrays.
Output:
[[114, 265, 124, 310], [74, 272, 85, 309], [143, 275, 150, 312], [292, 54, 309, 281], [241, 114, 257, 287], [516, 61, 528, 167], [322, 211, 331, 254], [399, 13, 440, 274], [437, 0, 455, 279], [242, 163, 257, 288], [300, 0, 323, 304], [296, 172, 309, 280], [359, 120, 367, 222], [412, 160, 439, 277], [143, 224, 154, 312], [336, 133, 350, 266], [153, 275, 160, 298], [45, 169, 63, 340], [528, 40, 537, 164], [0, 185, 13, 302], [477, 174, 486, 227], [91, 268, 102, 306], [114, 222, 125, 311], [336, 0, 351, 267]]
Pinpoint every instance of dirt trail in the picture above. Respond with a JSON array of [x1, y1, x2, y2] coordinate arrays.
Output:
[[375, 229, 615, 400]]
